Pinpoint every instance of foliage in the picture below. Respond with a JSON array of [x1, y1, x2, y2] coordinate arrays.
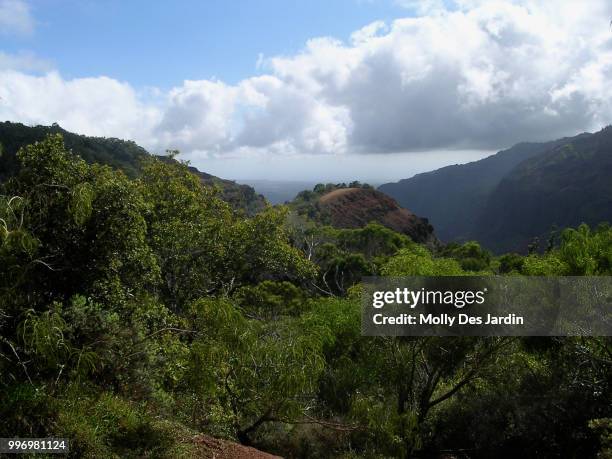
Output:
[[438, 241, 492, 272], [0, 121, 267, 215], [0, 134, 610, 458], [497, 252, 525, 273], [0, 135, 315, 455], [558, 223, 612, 275], [234, 280, 308, 320], [184, 297, 330, 444], [381, 244, 465, 276]]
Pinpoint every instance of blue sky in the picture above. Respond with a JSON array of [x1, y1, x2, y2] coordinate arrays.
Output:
[[5, 0, 422, 87], [1, 0, 611, 181]]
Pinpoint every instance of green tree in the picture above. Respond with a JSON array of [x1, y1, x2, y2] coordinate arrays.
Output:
[[185, 298, 330, 444], [3, 134, 159, 310], [439, 241, 492, 272]]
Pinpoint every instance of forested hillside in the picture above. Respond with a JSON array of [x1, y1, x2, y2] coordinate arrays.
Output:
[[0, 122, 266, 215], [1, 135, 611, 458], [378, 129, 607, 252], [378, 139, 568, 241], [477, 126, 612, 252]]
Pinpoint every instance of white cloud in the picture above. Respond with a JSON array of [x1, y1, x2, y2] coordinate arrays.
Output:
[[0, 71, 161, 145], [1, 0, 612, 158], [350, 20, 388, 44], [0, 0, 34, 36], [266, 0, 612, 151], [232, 75, 351, 155], [154, 79, 238, 153]]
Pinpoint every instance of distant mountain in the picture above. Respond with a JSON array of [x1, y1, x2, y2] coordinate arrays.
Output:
[[290, 183, 437, 246], [477, 127, 612, 252], [379, 128, 611, 253], [379, 139, 570, 242], [0, 122, 266, 215]]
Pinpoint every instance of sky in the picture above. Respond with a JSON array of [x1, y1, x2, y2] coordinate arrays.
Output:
[[1, 0, 612, 182]]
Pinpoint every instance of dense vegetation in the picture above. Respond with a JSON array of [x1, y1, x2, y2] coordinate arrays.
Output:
[[1, 135, 611, 458], [0, 122, 266, 215], [379, 127, 612, 253]]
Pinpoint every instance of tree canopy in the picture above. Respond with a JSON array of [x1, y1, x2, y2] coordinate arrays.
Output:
[[0, 135, 610, 458]]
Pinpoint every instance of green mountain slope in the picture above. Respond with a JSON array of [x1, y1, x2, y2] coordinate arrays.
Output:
[[0, 121, 266, 215], [378, 125, 612, 254], [378, 138, 573, 242], [476, 126, 612, 252]]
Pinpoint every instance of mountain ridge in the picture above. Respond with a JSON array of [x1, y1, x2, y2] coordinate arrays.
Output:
[[0, 121, 267, 215], [379, 128, 610, 253], [477, 126, 612, 252]]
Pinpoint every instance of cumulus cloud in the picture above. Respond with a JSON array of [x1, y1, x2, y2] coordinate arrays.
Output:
[[155, 79, 238, 152], [1, 0, 612, 157], [0, 0, 35, 36], [268, 0, 612, 151], [0, 71, 161, 145], [232, 75, 351, 155]]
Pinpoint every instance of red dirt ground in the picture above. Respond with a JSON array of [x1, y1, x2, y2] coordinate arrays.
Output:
[[318, 187, 437, 246], [193, 435, 282, 459]]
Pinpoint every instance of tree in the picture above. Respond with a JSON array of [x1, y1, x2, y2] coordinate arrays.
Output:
[[438, 241, 492, 272], [138, 157, 234, 308], [381, 245, 464, 276], [557, 223, 612, 275], [2, 134, 159, 310], [185, 297, 330, 444], [350, 335, 513, 456]]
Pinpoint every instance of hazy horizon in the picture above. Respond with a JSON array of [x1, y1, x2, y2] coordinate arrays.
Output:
[[191, 149, 495, 183]]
